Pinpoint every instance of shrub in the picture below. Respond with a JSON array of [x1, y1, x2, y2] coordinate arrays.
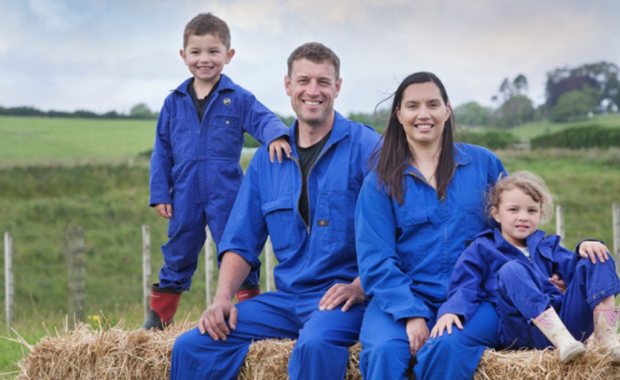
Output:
[[531, 125, 620, 149], [457, 130, 519, 150]]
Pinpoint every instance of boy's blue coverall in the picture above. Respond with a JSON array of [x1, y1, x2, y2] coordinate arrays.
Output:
[[149, 74, 288, 291], [355, 143, 506, 380], [438, 228, 620, 350], [170, 112, 380, 380]]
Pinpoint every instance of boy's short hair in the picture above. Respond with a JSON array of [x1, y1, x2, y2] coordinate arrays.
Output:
[[184, 13, 231, 49], [287, 42, 340, 79]]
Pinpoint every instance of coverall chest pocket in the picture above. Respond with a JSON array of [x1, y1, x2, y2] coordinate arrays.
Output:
[[315, 190, 356, 243], [395, 208, 432, 268], [210, 114, 241, 159], [261, 196, 299, 256], [170, 117, 195, 161], [462, 206, 489, 243]]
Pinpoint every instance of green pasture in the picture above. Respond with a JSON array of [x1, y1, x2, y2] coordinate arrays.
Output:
[[1, 116, 620, 376], [499, 113, 620, 141]]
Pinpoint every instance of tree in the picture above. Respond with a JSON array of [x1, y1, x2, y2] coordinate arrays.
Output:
[[494, 95, 535, 128], [549, 86, 599, 122], [130, 103, 155, 119], [513, 74, 528, 96], [453, 101, 491, 127]]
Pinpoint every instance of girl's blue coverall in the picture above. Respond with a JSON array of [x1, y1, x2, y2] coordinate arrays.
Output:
[[355, 143, 506, 380], [438, 228, 620, 350], [149, 74, 288, 291], [170, 112, 380, 380]]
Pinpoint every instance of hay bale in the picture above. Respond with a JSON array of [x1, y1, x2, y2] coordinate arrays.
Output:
[[13, 321, 620, 380]]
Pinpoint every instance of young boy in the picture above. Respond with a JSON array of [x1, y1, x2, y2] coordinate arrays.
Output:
[[145, 13, 291, 330]]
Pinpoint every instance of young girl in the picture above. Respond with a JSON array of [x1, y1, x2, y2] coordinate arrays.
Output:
[[432, 171, 620, 363]]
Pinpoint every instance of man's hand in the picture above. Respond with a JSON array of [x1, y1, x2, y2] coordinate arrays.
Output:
[[579, 241, 610, 264], [198, 296, 238, 341], [430, 313, 463, 338], [155, 203, 173, 219], [318, 280, 365, 312], [268, 137, 292, 163], [406, 317, 429, 355]]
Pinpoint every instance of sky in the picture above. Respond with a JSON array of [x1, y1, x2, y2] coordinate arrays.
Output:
[[0, 0, 618, 117]]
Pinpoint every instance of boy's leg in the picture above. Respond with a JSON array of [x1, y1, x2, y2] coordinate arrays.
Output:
[[495, 260, 553, 349], [287, 292, 367, 380], [358, 298, 413, 380], [171, 291, 300, 380], [560, 257, 620, 340], [413, 302, 500, 380], [414, 302, 500, 380]]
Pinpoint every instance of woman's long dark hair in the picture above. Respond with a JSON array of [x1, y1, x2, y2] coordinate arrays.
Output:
[[372, 72, 456, 205]]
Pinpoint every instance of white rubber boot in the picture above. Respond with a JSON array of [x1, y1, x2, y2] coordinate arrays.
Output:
[[594, 305, 620, 363], [532, 307, 585, 363]]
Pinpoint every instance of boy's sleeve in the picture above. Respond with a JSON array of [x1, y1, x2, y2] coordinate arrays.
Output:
[[437, 242, 487, 322], [356, 175, 433, 322], [149, 100, 174, 207], [216, 152, 266, 271], [241, 93, 289, 145]]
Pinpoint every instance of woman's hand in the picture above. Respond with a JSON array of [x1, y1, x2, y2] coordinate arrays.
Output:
[[406, 317, 429, 355], [430, 313, 463, 338]]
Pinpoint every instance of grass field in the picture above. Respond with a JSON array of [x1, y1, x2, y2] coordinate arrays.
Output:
[[1, 116, 620, 376]]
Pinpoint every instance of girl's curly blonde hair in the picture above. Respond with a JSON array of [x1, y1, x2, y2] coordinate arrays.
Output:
[[487, 171, 555, 225]]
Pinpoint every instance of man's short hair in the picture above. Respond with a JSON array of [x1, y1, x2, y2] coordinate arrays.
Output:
[[287, 42, 340, 79], [183, 13, 231, 49]]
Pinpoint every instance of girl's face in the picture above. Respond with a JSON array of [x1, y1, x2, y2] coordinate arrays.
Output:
[[491, 187, 542, 247], [396, 82, 450, 151]]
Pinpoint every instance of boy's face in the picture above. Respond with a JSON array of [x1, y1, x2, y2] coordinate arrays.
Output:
[[491, 187, 542, 248], [180, 34, 234, 85], [284, 58, 342, 128]]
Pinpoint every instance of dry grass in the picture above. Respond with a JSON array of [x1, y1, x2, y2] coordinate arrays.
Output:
[[11, 320, 620, 380]]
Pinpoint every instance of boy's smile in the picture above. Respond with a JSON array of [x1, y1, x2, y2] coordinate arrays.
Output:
[[180, 34, 235, 87]]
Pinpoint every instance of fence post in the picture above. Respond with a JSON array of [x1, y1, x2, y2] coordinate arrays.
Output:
[[5, 232, 13, 334], [205, 227, 214, 306], [67, 227, 86, 326], [142, 225, 151, 320], [556, 205, 565, 245], [613, 203, 619, 273], [265, 237, 274, 292]]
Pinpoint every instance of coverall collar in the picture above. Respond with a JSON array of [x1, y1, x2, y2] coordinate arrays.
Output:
[[404, 142, 473, 177], [173, 74, 237, 96], [490, 228, 547, 258], [289, 111, 351, 156]]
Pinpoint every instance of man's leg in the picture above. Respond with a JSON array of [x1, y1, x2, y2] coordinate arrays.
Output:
[[288, 293, 366, 380], [414, 302, 500, 380], [171, 292, 300, 380], [359, 298, 413, 380]]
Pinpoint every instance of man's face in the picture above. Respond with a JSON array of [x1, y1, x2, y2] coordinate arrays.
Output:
[[285, 58, 342, 128]]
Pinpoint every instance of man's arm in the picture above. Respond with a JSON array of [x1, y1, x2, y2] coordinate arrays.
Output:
[[198, 251, 251, 340]]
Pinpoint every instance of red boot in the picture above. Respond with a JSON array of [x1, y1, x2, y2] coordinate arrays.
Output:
[[142, 284, 182, 330], [235, 284, 261, 302]]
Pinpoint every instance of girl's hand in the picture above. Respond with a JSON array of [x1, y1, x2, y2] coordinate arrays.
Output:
[[430, 313, 463, 338], [549, 273, 567, 294], [579, 241, 610, 264], [406, 317, 429, 356], [268, 137, 292, 163]]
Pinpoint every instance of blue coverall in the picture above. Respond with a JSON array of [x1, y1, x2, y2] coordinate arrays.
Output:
[[170, 112, 380, 380], [438, 228, 620, 350], [149, 74, 288, 292], [355, 143, 506, 380]]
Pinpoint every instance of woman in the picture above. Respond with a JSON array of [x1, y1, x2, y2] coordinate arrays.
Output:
[[356, 72, 506, 379]]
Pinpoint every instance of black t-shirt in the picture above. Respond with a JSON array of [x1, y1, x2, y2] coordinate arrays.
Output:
[[296, 128, 332, 226], [187, 78, 220, 123]]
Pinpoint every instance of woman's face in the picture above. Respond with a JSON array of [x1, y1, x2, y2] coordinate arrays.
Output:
[[396, 82, 451, 151]]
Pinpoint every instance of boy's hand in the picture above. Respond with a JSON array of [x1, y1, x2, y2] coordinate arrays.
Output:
[[268, 137, 292, 163], [155, 204, 173, 219], [430, 313, 463, 338], [579, 241, 610, 264], [549, 273, 567, 294], [406, 317, 429, 355]]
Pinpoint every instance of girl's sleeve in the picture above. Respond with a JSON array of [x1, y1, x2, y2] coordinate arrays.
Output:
[[437, 242, 487, 322], [356, 174, 433, 322], [149, 100, 174, 206]]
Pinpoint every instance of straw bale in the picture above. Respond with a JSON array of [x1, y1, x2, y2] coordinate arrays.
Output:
[[12, 321, 620, 380]]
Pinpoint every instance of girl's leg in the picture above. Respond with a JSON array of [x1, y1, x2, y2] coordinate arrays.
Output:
[[359, 298, 414, 380]]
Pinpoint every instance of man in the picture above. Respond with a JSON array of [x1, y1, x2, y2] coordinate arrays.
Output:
[[171, 42, 380, 380]]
